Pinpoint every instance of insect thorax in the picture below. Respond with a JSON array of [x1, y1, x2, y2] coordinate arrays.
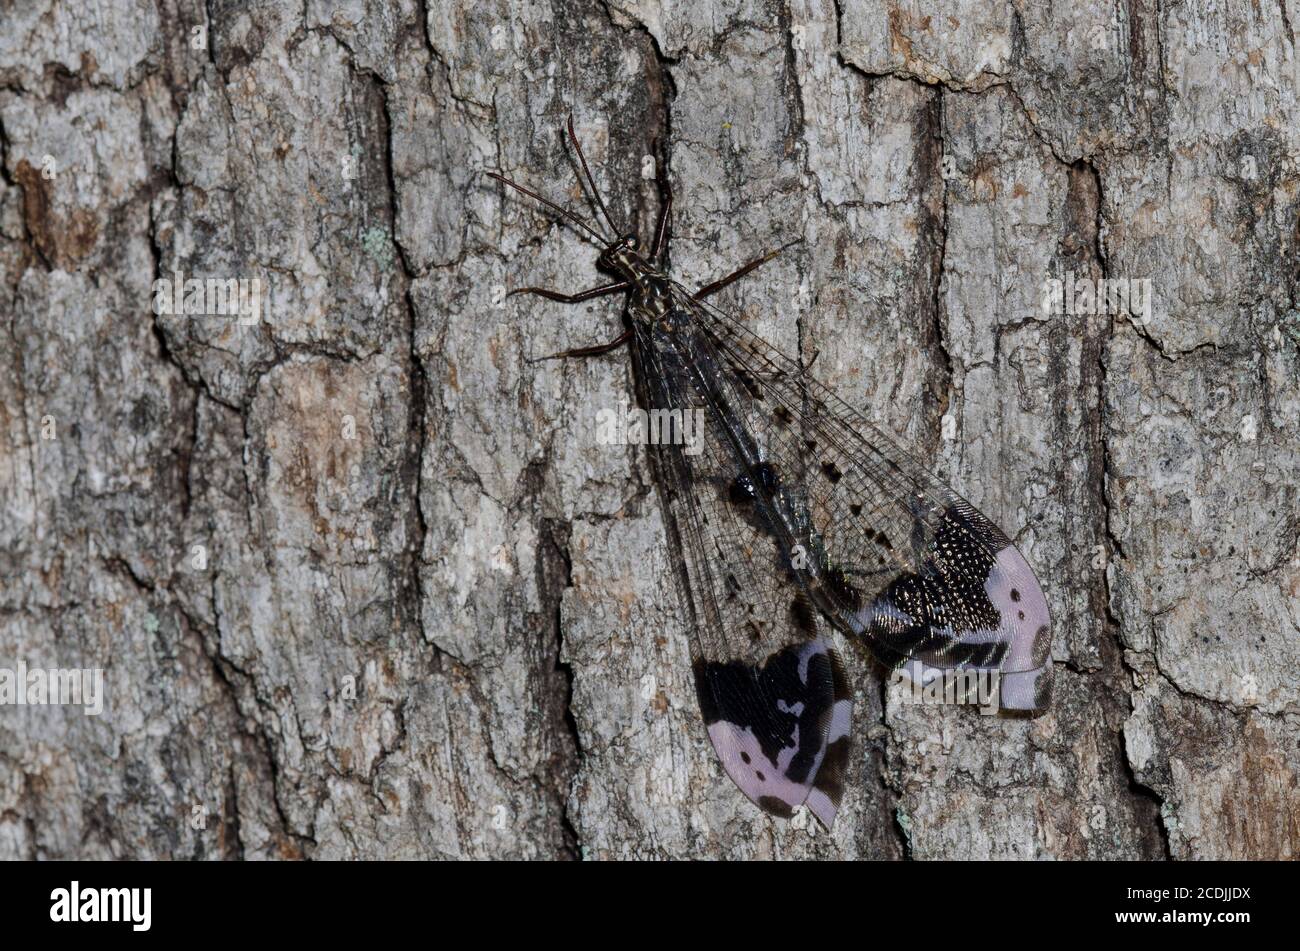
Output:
[[598, 245, 674, 324], [629, 274, 675, 324]]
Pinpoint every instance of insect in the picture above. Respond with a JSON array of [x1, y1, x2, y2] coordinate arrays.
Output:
[[488, 116, 1053, 829]]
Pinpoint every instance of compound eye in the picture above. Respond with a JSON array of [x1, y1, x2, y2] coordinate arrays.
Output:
[[624, 234, 638, 249]]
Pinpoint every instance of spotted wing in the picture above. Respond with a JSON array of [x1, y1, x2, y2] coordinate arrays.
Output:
[[675, 285, 1053, 713], [630, 316, 852, 828]]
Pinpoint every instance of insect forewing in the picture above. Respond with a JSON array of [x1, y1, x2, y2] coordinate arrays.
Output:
[[677, 286, 1054, 713]]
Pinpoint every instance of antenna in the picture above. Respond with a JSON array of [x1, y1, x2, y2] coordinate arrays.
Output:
[[567, 113, 622, 237], [485, 171, 608, 245]]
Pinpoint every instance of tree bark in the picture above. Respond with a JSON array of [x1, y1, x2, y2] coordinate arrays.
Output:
[[1, 0, 1296, 859]]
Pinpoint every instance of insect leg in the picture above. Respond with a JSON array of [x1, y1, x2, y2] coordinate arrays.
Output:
[[528, 327, 633, 362], [507, 281, 630, 303], [694, 240, 801, 299]]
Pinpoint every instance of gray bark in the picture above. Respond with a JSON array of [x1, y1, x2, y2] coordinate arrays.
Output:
[[1, 0, 1297, 859]]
